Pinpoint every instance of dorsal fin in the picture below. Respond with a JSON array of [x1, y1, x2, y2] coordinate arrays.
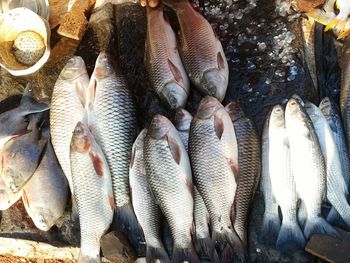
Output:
[[166, 134, 181, 165], [89, 151, 104, 177], [217, 52, 225, 71], [214, 114, 224, 140], [168, 59, 183, 83]]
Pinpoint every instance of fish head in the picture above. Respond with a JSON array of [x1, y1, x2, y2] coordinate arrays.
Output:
[[319, 96, 337, 118], [93, 52, 114, 79], [60, 56, 87, 80], [161, 82, 188, 110], [148, 115, 172, 140], [174, 109, 192, 131], [286, 98, 312, 134], [270, 104, 285, 128], [201, 69, 227, 102], [71, 122, 91, 153], [196, 96, 222, 120], [31, 209, 55, 231], [304, 102, 323, 123], [225, 101, 245, 122], [291, 94, 305, 106]]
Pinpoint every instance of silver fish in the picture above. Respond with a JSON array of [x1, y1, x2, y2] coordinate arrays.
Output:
[[305, 102, 350, 229], [144, 115, 199, 263], [162, 0, 229, 102], [86, 52, 142, 248], [145, 5, 190, 110], [268, 105, 305, 250], [285, 98, 337, 239], [130, 128, 170, 263], [189, 96, 244, 263], [70, 122, 114, 263], [174, 108, 192, 152], [22, 128, 69, 231]]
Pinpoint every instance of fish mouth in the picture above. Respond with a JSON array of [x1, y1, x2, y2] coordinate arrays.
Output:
[[270, 104, 285, 126], [61, 56, 87, 80], [201, 69, 227, 102], [196, 96, 222, 119], [149, 115, 170, 139], [161, 82, 188, 110]]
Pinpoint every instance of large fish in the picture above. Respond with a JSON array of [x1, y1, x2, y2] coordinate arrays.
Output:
[[1, 113, 47, 193], [268, 105, 305, 250], [50, 56, 89, 198], [70, 122, 114, 263], [22, 128, 69, 231], [189, 96, 244, 263], [225, 101, 261, 248], [174, 109, 218, 262], [305, 101, 350, 229], [319, 97, 350, 226], [85, 52, 143, 250], [285, 98, 337, 239], [162, 0, 229, 102], [0, 176, 22, 210], [145, 5, 190, 110], [144, 115, 199, 263], [129, 128, 170, 263], [260, 109, 281, 244]]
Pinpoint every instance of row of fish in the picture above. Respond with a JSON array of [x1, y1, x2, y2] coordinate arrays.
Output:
[[0, 86, 69, 231], [261, 95, 350, 251], [145, 0, 229, 110], [130, 96, 260, 263]]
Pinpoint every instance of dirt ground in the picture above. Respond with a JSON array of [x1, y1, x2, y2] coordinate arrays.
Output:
[[0, 255, 74, 263]]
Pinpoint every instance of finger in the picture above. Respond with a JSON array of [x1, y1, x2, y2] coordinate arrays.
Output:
[[148, 0, 159, 8]]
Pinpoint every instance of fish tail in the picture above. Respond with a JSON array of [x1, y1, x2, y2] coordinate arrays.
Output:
[[193, 236, 219, 263], [78, 252, 101, 263], [276, 220, 306, 252], [114, 203, 145, 253], [303, 216, 339, 239], [171, 243, 200, 263], [146, 245, 170, 263], [260, 212, 281, 244]]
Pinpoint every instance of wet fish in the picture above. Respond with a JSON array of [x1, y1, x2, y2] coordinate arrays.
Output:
[[319, 97, 350, 226], [324, 0, 350, 39], [162, 0, 229, 102], [305, 101, 350, 229], [285, 98, 337, 239], [145, 5, 190, 110], [260, 109, 281, 244], [1, 113, 47, 193], [268, 105, 305, 251], [50, 56, 89, 197], [86, 52, 143, 250], [174, 109, 218, 262], [225, 101, 261, 248], [130, 128, 170, 263], [0, 176, 22, 210], [144, 115, 199, 263], [22, 128, 69, 231], [189, 96, 244, 263], [70, 122, 114, 263]]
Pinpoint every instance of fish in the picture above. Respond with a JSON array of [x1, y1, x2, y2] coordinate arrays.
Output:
[[285, 98, 338, 239], [70, 121, 114, 263], [0, 176, 22, 210], [319, 97, 350, 226], [162, 0, 229, 102], [174, 109, 219, 262], [268, 104, 305, 251], [0, 83, 49, 150], [50, 56, 89, 200], [22, 127, 69, 231], [145, 5, 190, 110], [260, 109, 281, 245], [324, 0, 350, 38], [189, 96, 244, 263], [129, 128, 170, 263], [144, 115, 199, 263], [0, 113, 47, 193], [85, 52, 143, 250], [305, 101, 350, 229], [225, 101, 261, 248]]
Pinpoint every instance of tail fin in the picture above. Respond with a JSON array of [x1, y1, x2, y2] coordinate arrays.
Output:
[[260, 212, 280, 245], [276, 220, 306, 252], [146, 245, 170, 263], [303, 216, 339, 239], [78, 253, 100, 263], [171, 243, 200, 263], [193, 236, 219, 263], [19, 83, 49, 115]]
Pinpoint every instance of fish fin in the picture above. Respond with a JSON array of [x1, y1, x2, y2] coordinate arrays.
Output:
[[325, 17, 345, 32], [22, 189, 30, 208], [307, 10, 334, 26], [260, 211, 281, 244], [86, 78, 97, 110], [303, 216, 339, 239], [194, 237, 219, 263], [76, 80, 87, 107], [297, 200, 307, 228], [20, 83, 35, 105], [89, 151, 104, 177], [214, 114, 224, 140], [130, 144, 136, 169], [71, 196, 79, 221], [168, 59, 183, 83], [171, 243, 200, 263], [166, 134, 181, 165], [146, 245, 170, 263], [276, 221, 306, 252], [338, 28, 350, 40], [78, 253, 100, 263], [217, 52, 225, 71], [108, 194, 116, 212], [19, 101, 49, 117]]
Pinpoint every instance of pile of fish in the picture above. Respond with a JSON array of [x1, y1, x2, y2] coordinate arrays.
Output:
[[261, 95, 350, 251], [0, 85, 69, 231], [131, 96, 260, 263]]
